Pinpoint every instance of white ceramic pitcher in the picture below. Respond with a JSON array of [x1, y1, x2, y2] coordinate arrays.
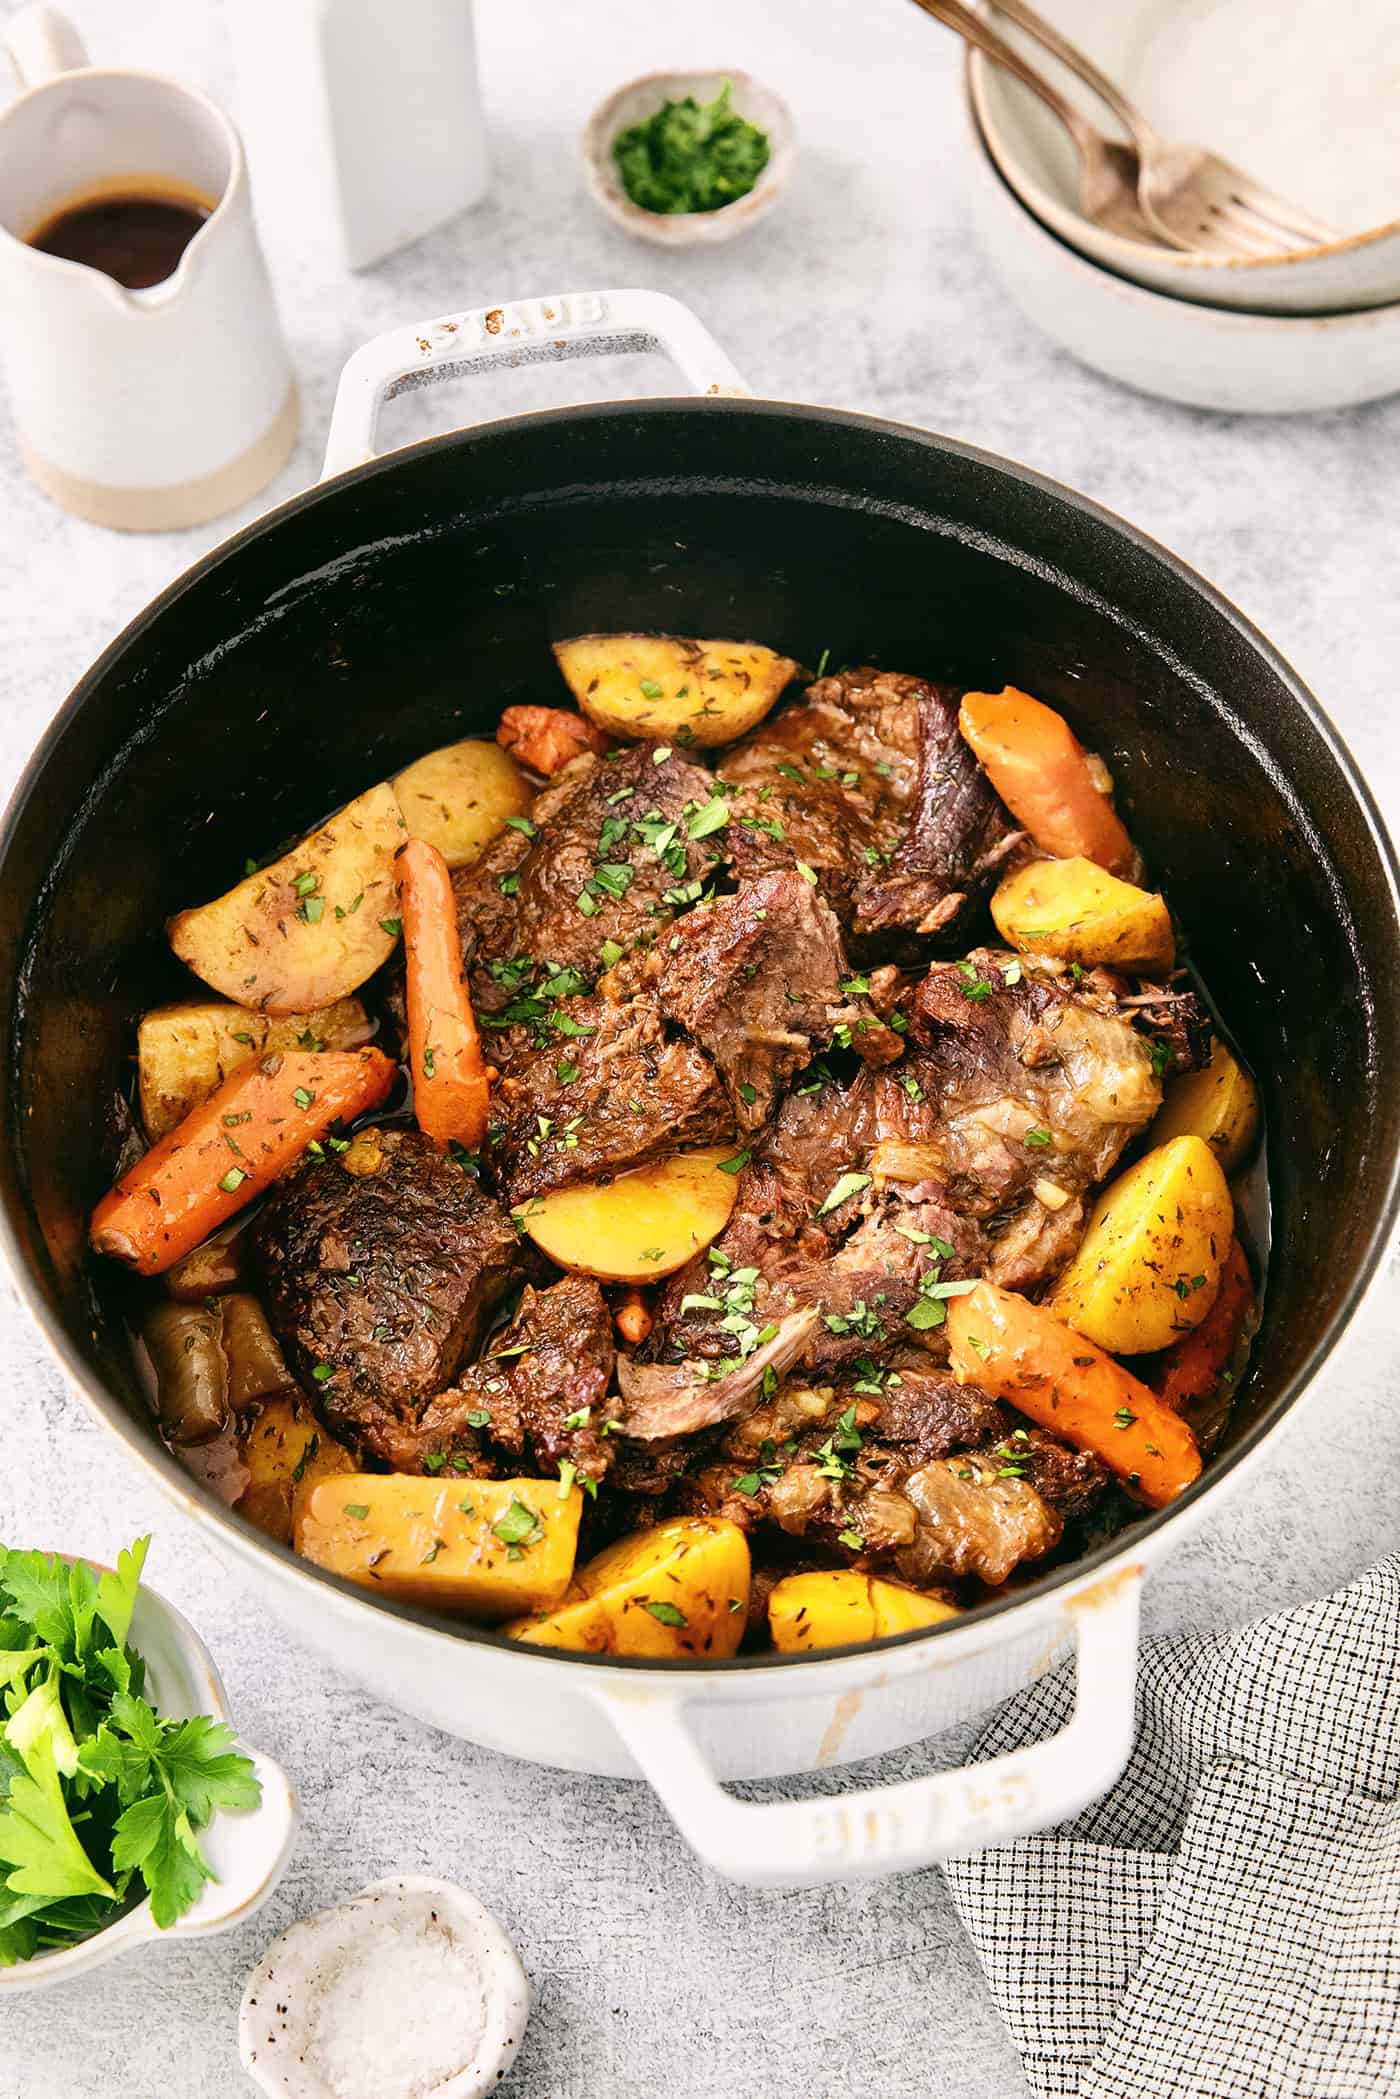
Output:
[[0, 6, 298, 530]]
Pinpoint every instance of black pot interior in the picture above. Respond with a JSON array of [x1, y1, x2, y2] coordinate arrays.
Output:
[[4, 400, 1398, 1637]]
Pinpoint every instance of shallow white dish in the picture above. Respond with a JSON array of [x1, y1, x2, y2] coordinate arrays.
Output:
[[582, 69, 795, 247], [240, 1873, 529, 2099], [969, 0, 1400, 315], [963, 82, 1400, 414], [0, 1571, 297, 1994]]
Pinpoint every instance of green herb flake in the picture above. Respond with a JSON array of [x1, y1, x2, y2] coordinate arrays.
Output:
[[837, 1528, 865, 1553], [1024, 1127, 1053, 1147], [217, 1168, 246, 1193], [491, 1500, 542, 1549], [599, 939, 625, 969], [292, 1086, 315, 1111], [378, 916, 402, 938], [464, 1408, 492, 1429], [342, 1503, 370, 1521], [817, 1170, 872, 1218], [795, 860, 818, 886], [504, 816, 538, 840], [642, 1599, 688, 1629], [311, 1363, 334, 1384], [717, 1148, 752, 1175], [640, 681, 665, 700]]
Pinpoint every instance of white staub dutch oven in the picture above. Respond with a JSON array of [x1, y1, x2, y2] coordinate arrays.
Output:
[[3, 292, 1398, 1886]]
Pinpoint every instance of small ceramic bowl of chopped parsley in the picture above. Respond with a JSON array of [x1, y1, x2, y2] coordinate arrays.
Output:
[[0, 1535, 297, 1989], [583, 70, 796, 246]]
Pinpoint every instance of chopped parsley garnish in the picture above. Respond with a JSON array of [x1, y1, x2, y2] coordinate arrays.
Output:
[[504, 815, 538, 840], [686, 796, 730, 841], [837, 1528, 865, 1553], [1113, 1407, 1137, 1429], [599, 939, 625, 969], [1150, 1039, 1171, 1078], [342, 1503, 370, 1521], [816, 1170, 872, 1218], [957, 959, 993, 1001], [296, 897, 324, 924], [642, 1599, 688, 1629], [717, 1148, 751, 1174], [311, 1363, 334, 1383], [557, 1061, 580, 1084], [378, 916, 402, 938], [292, 1086, 314, 1111], [795, 860, 818, 886], [491, 1500, 542, 1549], [217, 1167, 246, 1193], [1024, 1127, 1053, 1147], [639, 679, 664, 699], [464, 1408, 492, 1429]]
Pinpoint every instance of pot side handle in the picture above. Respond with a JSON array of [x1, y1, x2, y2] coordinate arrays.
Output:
[[320, 289, 751, 480], [586, 1569, 1142, 1888]]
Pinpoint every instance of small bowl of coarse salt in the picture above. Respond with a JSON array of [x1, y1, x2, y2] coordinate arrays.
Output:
[[239, 1874, 529, 2099]]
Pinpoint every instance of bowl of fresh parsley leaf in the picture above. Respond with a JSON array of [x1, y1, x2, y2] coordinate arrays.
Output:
[[583, 70, 796, 245], [0, 1533, 296, 1988]]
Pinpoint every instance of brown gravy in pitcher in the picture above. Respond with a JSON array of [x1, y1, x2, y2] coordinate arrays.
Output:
[[27, 176, 215, 289]]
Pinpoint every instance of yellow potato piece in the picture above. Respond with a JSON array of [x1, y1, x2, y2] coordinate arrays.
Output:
[[574, 1516, 750, 1658], [554, 633, 798, 748], [1050, 1133, 1234, 1354], [236, 1396, 356, 1545], [514, 1147, 740, 1282], [992, 855, 1175, 974], [1151, 1036, 1260, 1175], [169, 782, 405, 1014], [294, 1474, 581, 1617], [394, 737, 531, 871], [137, 996, 372, 1139], [769, 1571, 956, 1652], [501, 1587, 614, 1652]]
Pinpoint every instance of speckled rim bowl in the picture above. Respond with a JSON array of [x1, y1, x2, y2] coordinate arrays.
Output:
[[968, 3, 1400, 315], [962, 73, 1400, 415], [582, 68, 795, 247], [0, 1567, 297, 1994]]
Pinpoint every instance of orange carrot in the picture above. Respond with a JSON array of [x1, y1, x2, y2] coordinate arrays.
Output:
[[959, 687, 1135, 877], [947, 1280, 1201, 1508], [497, 705, 612, 777], [90, 1047, 395, 1276], [398, 836, 491, 1151], [1149, 1238, 1255, 1416], [614, 1287, 654, 1348]]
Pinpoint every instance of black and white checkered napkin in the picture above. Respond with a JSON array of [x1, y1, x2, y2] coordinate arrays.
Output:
[[943, 1557, 1400, 2099]]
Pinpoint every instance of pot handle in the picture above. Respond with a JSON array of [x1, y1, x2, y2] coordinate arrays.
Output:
[[321, 289, 751, 481], [585, 1569, 1142, 1888]]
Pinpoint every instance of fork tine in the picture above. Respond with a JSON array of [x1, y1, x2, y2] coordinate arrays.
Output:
[[1215, 192, 1327, 256], [1200, 200, 1293, 257], [1219, 175, 1339, 248]]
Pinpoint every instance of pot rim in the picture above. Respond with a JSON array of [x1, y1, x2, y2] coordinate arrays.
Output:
[[5, 394, 1399, 1676]]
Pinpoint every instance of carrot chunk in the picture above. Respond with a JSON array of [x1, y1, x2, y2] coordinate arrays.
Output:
[[946, 1280, 1201, 1508], [496, 705, 612, 777], [90, 1047, 395, 1275], [959, 686, 1135, 876], [1149, 1237, 1256, 1417], [397, 835, 491, 1152]]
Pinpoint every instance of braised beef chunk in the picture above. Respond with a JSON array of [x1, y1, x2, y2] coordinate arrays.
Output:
[[721, 668, 927, 920], [408, 1277, 616, 1482], [646, 1178, 985, 1377], [894, 1456, 1063, 1588], [487, 992, 732, 1204], [252, 1127, 527, 1456], [908, 950, 1162, 1220], [379, 1276, 616, 1479], [1122, 979, 1214, 1076], [656, 872, 901, 1130], [452, 742, 720, 997], [853, 682, 1023, 942]]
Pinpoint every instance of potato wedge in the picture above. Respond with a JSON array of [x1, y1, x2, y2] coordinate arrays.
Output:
[[768, 1572, 957, 1653], [572, 1517, 750, 1658], [513, 1147, 740, 1283], [1151, 1036, 1260, 1175], [393, 737, 531, 871], [554, 634, 797, 748], [991, 855, 1174, 974], [168, 783, 405, 1013], [138, 996, 372, 1139], [501, 1587, 614, 1653], [294, 1474, 582, 1617], [1050, 1134, 1233, 1354], [235, 1395, 356, 1543]]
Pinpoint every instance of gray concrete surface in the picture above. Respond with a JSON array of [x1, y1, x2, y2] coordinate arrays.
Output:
[[2, 3, 1397, 2092]]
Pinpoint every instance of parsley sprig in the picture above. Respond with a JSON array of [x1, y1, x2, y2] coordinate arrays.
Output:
[[0, 1537, 260, 1964]]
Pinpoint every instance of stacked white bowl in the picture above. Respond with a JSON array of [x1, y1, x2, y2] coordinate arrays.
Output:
[[963, 0, 1400, 412]]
